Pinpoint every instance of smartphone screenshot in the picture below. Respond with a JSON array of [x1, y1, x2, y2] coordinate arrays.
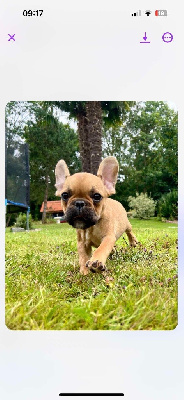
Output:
[[0, 1, 183, 399]]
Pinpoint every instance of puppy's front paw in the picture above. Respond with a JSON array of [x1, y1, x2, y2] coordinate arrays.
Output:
[[130, 237, 138, 247], [86, 260, 106, 273]]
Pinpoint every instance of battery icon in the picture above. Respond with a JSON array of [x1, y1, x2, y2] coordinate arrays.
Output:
[[155, 10, 167, 16]]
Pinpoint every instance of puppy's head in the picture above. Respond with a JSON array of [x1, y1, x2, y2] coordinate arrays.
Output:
[[55, 157, 119, 229]]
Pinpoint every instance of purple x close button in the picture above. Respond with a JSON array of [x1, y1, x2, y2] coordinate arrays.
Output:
[[8, 34, 15, 41]]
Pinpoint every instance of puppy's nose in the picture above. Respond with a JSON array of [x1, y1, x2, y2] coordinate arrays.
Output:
[[75, 200, 85, 210]]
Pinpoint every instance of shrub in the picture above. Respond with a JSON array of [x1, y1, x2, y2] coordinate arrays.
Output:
[[158, 190, 178, 220], [15, 213, 33, 230], [45, 217, 55, 224], [128, 192, 156, 219]]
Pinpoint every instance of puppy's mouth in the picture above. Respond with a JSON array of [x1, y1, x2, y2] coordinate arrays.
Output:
[[65, 200, 99, 229]]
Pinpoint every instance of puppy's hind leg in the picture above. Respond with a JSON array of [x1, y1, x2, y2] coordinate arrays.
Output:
[[125, 223, 138, 247]]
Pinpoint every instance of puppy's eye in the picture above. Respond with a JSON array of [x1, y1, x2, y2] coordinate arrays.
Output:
[[93, 193, 102, 202], [61, 192, 69, 201]]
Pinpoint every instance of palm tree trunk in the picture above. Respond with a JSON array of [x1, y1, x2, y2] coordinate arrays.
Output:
[[86, 101, 102, 175], [77, 113, 91, 172]]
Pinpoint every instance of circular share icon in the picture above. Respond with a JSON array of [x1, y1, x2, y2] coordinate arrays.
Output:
[[162, 32, 173, 43]]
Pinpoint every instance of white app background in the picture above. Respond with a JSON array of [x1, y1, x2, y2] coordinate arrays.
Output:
[[0, 1, 183, 399]]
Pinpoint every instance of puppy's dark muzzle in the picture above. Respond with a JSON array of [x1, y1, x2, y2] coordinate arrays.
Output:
[[65, 199, 99, 229]]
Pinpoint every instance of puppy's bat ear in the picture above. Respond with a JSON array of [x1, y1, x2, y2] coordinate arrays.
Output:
[[55, 160, 70, 196], [97, 156, 119, 195]]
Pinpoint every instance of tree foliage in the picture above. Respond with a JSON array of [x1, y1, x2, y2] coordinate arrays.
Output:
[[104, 101, 178, 209], [53, 101, 134, 174], [6, 101, 80, 222], [6, 101, 178, 222], [24, 103, 79, 222]]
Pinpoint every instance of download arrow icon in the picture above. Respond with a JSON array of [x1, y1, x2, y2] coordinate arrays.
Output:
[[140, 32, 150, 43]]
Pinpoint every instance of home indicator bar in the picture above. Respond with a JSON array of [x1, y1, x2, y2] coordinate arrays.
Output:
[[59, 394, 124, 397]]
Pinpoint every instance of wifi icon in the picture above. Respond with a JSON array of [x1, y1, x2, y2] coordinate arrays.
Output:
[[145, 10, 152, 16], [132, 10, 141, 16]]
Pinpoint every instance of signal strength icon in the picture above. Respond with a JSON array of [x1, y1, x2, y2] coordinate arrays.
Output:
[[132, 10, 141, 16]]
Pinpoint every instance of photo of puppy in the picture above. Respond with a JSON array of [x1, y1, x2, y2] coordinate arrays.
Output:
[[5, 101, 177, 330], [55, 156, 138, 275]]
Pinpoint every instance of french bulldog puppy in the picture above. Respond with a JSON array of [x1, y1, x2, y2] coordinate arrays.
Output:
[[55, 156, 138, 275]]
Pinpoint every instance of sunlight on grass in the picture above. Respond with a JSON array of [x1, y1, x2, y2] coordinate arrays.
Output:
[[5, 219, 178, 330]]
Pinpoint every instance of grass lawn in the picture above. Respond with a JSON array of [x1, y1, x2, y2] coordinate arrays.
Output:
[[5, 219, 178, 330]]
